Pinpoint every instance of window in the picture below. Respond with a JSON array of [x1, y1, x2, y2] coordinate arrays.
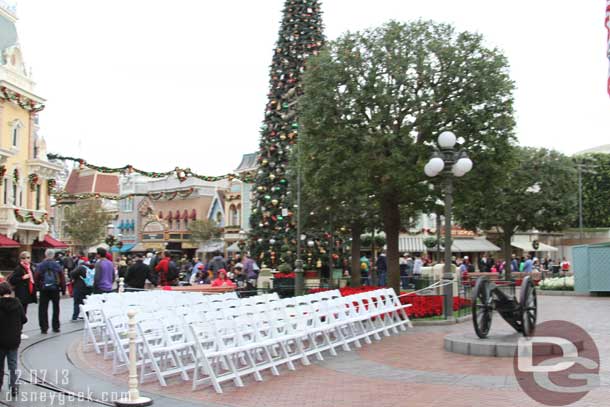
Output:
[[216, 211, 222, 224], [3, 179, 7, 205], [121, 197, 134, 212], [35, 185, 41, 210], [230, 205, 239, 226], [12, 183, 16, 206], [12, 126, 18, 147]]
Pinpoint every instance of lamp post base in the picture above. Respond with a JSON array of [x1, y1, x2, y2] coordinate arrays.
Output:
[[115, 397, 153, 407]]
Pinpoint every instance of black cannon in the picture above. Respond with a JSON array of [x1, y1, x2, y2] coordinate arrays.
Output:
[[471, 276, 537, 339]]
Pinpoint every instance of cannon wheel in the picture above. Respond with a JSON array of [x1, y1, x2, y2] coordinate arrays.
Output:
[[520, 276, 537, 337], [472, 277, 493, 339]]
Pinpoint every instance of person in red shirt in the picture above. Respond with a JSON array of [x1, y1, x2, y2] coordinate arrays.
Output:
[[211, 269, 236, 288], [155, 252, 170, 286]]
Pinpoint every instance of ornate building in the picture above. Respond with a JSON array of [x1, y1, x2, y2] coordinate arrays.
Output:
[[0, 3, 62, 266]]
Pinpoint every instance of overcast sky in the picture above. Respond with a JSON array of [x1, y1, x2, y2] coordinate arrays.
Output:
[[12, 0, 610, 175]]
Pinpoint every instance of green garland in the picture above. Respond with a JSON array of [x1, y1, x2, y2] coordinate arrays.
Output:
[[14, 209, 48, 225], [55, 187, 195, 202], [47, 154, 256, 183], [28, 173, 40, 191], [0, 87, 45, 113]]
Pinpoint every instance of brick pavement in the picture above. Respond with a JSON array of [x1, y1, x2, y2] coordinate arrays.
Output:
[[65, 295, 610, 406]]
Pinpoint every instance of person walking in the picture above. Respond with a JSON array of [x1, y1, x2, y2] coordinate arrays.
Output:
[[523, 254, 534, 273], [376, 251, 388, 287], [125, 254, 153, 290], [93, 248, 115, 294], [34, 249, 65, 334], [207, 251, 227, 280], [154, 251, 171, 286], [359, 255, 370, 286], [70, 261, 93, 321], [9, 251, 36, 339], [0, 282, 27, 397], [413, 254, 423, 286]]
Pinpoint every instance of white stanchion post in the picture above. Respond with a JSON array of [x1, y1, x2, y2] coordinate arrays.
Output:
[[115, 309, 152, 407], [119, 277, 125, 293]]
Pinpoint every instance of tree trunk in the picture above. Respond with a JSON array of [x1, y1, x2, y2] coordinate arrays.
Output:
[[503, 227, 513, 281], [382, 196, 401, 293], [350, 222, 362, 287]]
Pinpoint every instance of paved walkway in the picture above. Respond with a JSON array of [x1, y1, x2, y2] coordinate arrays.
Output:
[[3, 295, 610, 406]]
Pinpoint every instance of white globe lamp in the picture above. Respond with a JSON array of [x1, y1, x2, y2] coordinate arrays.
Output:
[[438, 131, 457, 149], [427, 157, 445, 175]]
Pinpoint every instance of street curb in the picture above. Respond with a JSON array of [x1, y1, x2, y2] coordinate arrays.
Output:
[[537, 290, 588, 297], [412, 313, 472, 326]]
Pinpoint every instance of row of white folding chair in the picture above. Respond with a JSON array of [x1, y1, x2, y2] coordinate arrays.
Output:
[[131, 290, 409, 391]]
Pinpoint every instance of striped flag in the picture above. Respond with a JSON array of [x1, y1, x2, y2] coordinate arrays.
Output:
[[607, 1, 610, 95]]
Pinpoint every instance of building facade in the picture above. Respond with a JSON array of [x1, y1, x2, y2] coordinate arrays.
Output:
[[0, 3, 62, 267]]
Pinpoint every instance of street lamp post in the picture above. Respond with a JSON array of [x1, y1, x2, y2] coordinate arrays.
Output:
[[425, 131, 473, 320]]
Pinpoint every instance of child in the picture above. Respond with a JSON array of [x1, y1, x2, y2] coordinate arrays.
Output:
[[0, 282, 27, 397]]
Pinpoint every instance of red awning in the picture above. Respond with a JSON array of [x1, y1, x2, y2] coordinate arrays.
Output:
[[190, 209, 197, 220], [158, 211, 163, 219], [33, 235, 69, 249], [175, 210, 181, 220], [0, 234, 20, 248], [167, 211, 173, 220], [183, 209, 188, 219]]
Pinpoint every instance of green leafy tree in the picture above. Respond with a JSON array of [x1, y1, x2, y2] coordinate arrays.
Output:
[[188, 219, 221, 246], [299, 20, 516, 292], [579, 153, 610, 228], [249, 0, 325, 268], [454, 147, 577, 278], [63, 200, 112, 250]]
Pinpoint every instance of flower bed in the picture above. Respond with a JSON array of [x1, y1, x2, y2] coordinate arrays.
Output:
[[539, 276, 574, 291], [308, 286, 471, 319]]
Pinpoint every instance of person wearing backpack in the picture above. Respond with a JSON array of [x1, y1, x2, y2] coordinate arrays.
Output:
[[94, 248, 115, 294], [34, 249, 65, 334], [70, 261, 93, 321]]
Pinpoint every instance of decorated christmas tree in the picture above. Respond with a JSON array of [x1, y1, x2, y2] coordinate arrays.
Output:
[[249, 0, 324, 268]]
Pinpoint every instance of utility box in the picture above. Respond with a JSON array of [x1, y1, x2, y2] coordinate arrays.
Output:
[[573, 242, 610, 293]]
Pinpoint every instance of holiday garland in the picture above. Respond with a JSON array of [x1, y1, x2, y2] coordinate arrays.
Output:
[[14, 209, 48, 225], [47, 154, 257, 183], [54, 187, 195, 203], [0, 165, 6, 185], [12, 168, 18, 184], [0, 86, 45, 113], [28, 173, 40, 191], [47, 179, 56, 195]]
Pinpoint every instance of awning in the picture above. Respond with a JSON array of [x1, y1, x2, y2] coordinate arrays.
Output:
[[33, 235, 69, 249], [398, 236, 426, 254], [227, 241, 241, 252], [0, 234, 20, 248], [130, 242, 149, 252], [183, 209, 188, 220], [87, 242, 109, 253], [396, 235, 501, 254], [190, 209, 197, 220], [110, 243, 136, 253], [175, 210, 181, 220], [198, 240, 224, 253], [512, 241, 558, 252], [452, 238, 500, 253]]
